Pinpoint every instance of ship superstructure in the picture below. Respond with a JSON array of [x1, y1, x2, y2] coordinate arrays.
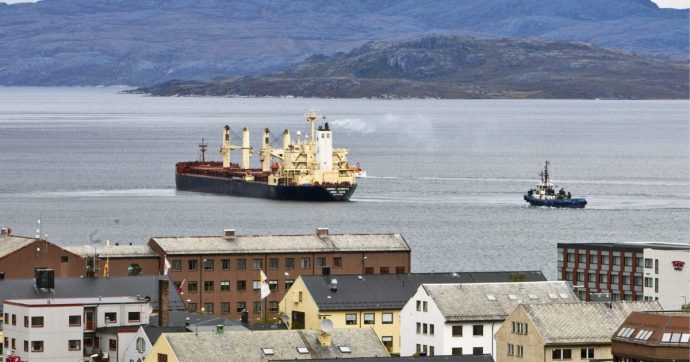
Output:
[[524, 161, 587, 208], [175, 110, 357, 201]]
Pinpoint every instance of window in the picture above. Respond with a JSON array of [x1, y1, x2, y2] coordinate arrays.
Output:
[[416, 300, 421, 311], [645, 258, 653, 268], [269, 258, 279, 269], [624, 256, 632, 266], [577, 272, 584, 282], [516, 345, 523, 358], [429, 345, 435, 356], [204, 303, 213, 313], [623, 275, 630, 285], [588, 273, 596, 283], [253, 301, 261, 313], [61, 255, 69, 263], [645, 277, 653, 287], [473, 347, 483, 355], [567, 252, 574, 262], [512, 321, 528, 335], [237, 259, 246, 270], [599, 273, 607, 283], [381, 336, 393, 348], [109, 339, 116, 351], [422, 301, 428, 312], [252, 259, 262, 269], [507, 343, 514, 356], [105, 312, 117, 323], [268, 301, 279, 312], [333, 257, 342, 268], [416, 322, 421, 334], [655, 278, 659, 292], [473, 324, 483, 336], [601, 255, 609, 265], [187, 281, 198, 293], [187, 303, 197, 312], [380, 267, 389, 274], [566, 271, 573, 281], [396, 266, 406, 274], [423, 323, 428, 334], [236, 302, 246, 312], [203, 259, 214, 271], [299, 291, 303, 302], [136, 337, 145, 353], [237, 280, 246, 291], [345, 314, 357, 325], [30, 340, 43, 352], [581, 347, 594, 359], [452, 325, 463, 336], [285, 279, 294, 290], [452, 347, 462, 355], [11, 338, 15, 350], [128, 312, 140, 322], [220, 302, 230, 314], [253, 280, 261, 290], [158, 353, 168, 362], [558, 251, 564, 262], [612, 255, 620, 265], [382, 313, 393, 324], [552, 348, 572, 360], [634, 276, 642, 286], [285, 258, 294, 269], [316, 257, 326, 268], [220, 281, 230, 291], [430, 324, 435, 335], [636, 256, 643, 267], [611, 274, 619, 284], [221, 259, 230, 270], [364, 267, 374, 274], [24, 340, 28, 352], [300, 258, 310, 269], [24, 316, 28, 327], [172, 260, 181, 271], [269, 280, 278, 291], [68, 339, 81, 351], [11, 314, 16, 326], [204, 281, 214, 292], [188, 260, 197, 271], [578, 252, 586, 263]]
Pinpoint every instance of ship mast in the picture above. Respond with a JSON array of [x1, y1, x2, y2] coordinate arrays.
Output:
[[198, 138, 207, 163], [544, 161, 550, 184], [306, 109, 318, 145]]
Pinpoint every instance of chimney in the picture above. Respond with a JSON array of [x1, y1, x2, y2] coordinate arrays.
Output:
[[158, 278, 170, 327], [224, 229, 235, 240], [316, 228, 329, 238], [0, 228, 10, 236]]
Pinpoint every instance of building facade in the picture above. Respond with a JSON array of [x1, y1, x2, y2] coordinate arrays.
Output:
[[0, 229, 85, 279], [148, 228, 412, 322], [557, 242, 690, 309], [2, 296, 151, 362], [65, 244, 161, 278], [611, 311, 690, 362], [494, 301, 662, 362], [399, 281, 580, 358]]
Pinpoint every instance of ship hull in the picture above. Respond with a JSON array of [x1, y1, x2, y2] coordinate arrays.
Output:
[[524, 194, 587, 208], [176, 173, 356, 201]]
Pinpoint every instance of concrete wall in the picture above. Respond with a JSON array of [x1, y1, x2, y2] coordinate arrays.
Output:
[[642, 248, 690, 310]]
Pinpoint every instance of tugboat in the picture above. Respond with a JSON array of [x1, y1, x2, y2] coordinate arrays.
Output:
[[175, 110, 357, 201], [524, 161, 587, 208]]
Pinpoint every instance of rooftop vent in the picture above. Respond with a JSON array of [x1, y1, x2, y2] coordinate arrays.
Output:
[[330, 278, 338, 292], [224, 229, 235, 239], [0, 227, 11, 236], [316, 228, 329, 238]]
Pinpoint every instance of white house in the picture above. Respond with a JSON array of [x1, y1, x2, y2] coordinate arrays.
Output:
[[3, 296, 150, 362], [399, 281, 580, 357]]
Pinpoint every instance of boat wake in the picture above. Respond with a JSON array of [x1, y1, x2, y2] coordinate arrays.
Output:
[[8, 188, 177, 198]]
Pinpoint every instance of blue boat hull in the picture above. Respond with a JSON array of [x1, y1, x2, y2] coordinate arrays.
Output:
[[524, 194, 587, 208]]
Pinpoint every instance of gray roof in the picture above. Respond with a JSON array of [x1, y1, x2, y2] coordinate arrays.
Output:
[[423, 281, 579, 322], [0, 275, 185, 313], [302, 272, 547, 311], [276, 356, 495, 362], [149, 310, 246, 330], [65, 244, 159, 258], [163, 328, 389, 361], [521, 301, 663, 345], [150, 233, 410, 255], [143, 325, 190, 346], [0, 235, 37, 258]]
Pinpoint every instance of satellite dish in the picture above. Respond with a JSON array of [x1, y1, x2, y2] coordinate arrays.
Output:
[[280, 314, 290, 323], [320, 318, 334, 333]]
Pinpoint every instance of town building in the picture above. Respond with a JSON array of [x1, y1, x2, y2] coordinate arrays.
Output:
[[3, 296, 151, 362], [282, 271, 546, 355], [145, 328, 390, 361], [494, 301, 662, 362], [557, 242, 690, 309], [277, 356, 496, 362], [611, 310, 690, 362], [148, 228, 412, 321], [65, 244, 161, 277], [0, 228, 85, 279], [399, 281, 580, 358]]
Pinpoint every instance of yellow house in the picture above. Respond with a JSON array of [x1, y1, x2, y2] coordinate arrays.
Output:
[[494, 301, 662, 362], [145, 328, 389, 361], [280, 272, 547, 355]]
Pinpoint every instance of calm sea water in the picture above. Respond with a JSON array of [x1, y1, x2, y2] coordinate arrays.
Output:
[[0, 87, 688, 279]]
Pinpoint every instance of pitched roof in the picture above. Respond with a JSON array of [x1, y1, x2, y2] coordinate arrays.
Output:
[[143, 325, 189, 346], [0, 275, 185, 313], [163, 328, 389, 361], [523, 301, 663, 344], [302, 271, 547, 311], [423, 281, 579, 322], [276, 356, 495, 362], [0, 235, 37, 258], [149, 310, 246, 330], [612, 310, 690, 347], [149, 233, 410, 255], [65, 244, 159, 258]]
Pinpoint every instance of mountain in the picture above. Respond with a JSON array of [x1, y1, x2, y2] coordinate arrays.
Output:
[[0, 0, 687, 86], [131, 36, 689, 99]]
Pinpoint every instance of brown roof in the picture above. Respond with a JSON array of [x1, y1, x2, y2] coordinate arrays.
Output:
[[613, 311, 690, 347]]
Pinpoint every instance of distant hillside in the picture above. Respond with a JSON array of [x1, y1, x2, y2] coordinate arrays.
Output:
[[0, 0, 687, 86], [132, 36, 689, 99]]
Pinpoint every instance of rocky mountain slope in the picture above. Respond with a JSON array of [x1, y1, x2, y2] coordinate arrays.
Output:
[[132, 36, 689, 99], [0, 0, 687, 86]]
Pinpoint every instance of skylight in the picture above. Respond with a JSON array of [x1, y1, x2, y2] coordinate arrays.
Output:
[[261, 348, 274, 356], [508, 294, 518, 300], [338, 346, 351, 353], [617, 327, 636, 338], [528, 294, 538, 300], [296, 347, 309, 354], [548, 293, 558, 299], [558, 292, 570, 299], [486, 294, 496, 301]]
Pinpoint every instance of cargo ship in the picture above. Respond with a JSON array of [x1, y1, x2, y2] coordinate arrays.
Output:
[[175, 111, 357, 201], [524, 161, 587, 208]]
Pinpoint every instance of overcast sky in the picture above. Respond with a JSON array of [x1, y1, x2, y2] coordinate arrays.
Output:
[[1, 0, 689, 8]]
